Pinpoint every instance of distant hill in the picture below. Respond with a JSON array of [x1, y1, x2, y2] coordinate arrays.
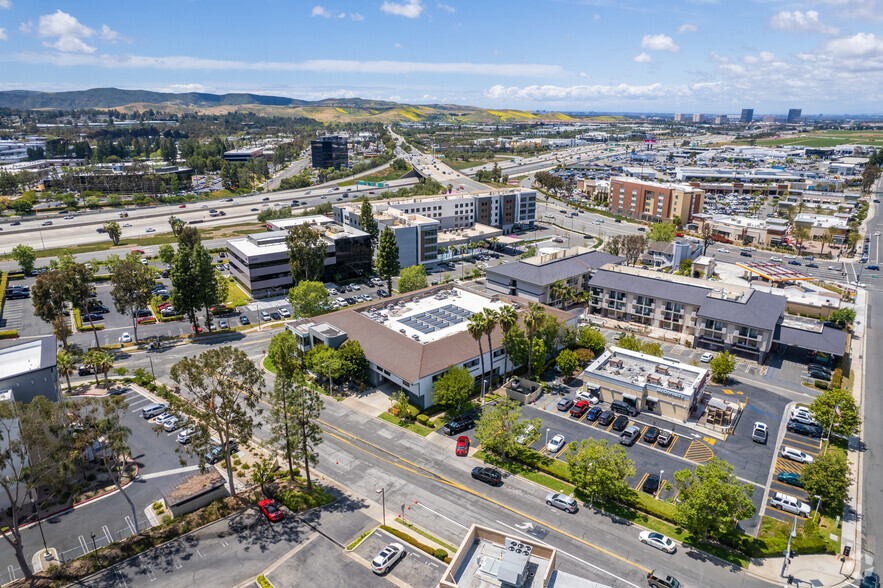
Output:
[[0, 87, 574, 124]]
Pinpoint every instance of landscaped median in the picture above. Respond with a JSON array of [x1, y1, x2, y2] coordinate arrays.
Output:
[[72, 308, 104, 331], [474, 447, 835, 568]]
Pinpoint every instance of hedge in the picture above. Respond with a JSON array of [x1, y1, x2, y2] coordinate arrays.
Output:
[[0, 271, 7, 318], [73, 308, 104, 331], [380, 525, 448, 562], [0, 330, 18, 339], [831, 368, 843, 389]]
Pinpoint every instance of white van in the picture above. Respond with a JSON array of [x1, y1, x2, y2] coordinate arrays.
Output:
[[141, 403, 168, 419], [770, 492, 811, 516]]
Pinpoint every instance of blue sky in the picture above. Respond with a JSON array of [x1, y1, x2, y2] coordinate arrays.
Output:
[[1, 0, 882, 113]]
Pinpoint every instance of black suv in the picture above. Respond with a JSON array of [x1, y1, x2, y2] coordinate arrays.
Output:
[[610, 400, 638, 416], [787, 421, 823, 438], [471, 467, 501, 485], [78, 365, 95, 376], [443, 416, 474, 436], [612, 415, 629, 431]]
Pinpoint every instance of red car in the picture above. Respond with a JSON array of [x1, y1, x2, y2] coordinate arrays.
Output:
[[258, 499, 283, 522], [131, 249, 145, 254], [569, 400, 590, 418], [178, 204, 186, 208], [137, 316, 155, 324], [456, 436, 470, 456]]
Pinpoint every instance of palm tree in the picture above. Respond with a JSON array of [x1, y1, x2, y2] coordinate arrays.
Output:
[[497, 305, 518, 380], [57, 350, 76, 394], [483, 309, 498, 391], [819, 229, 835, 257], [523, 303, 546, 380], [467, 313, 488, 399], [793, 226, 811, 254], [575, 290, 592, 321], [82, 350, 101, 387], [489, 236, 499, 251], [93, 351, 114, 386], [549, 280, 574, 308]]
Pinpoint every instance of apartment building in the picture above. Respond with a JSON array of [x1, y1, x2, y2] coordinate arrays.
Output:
[[608, 176, 704, 223]]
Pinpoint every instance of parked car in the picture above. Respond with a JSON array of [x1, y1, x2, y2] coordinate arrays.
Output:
[[279, 308, 291, 318], [78, 365, 95, 376], [455, 436, 470, 456], [556, 398, 574, 412], [546, 434, 566, 454], [777, 472, 804, 488], [781, 446, 814, 464], [141, 403, 168, 419], [647, 570, 681, 588], [261, 310, 271, 321], [790, 407, 818, 425], [176, 428, 196, 444], [700, 352, 714, 363], [371, 543, 405, 575], [585, 406, 602, 422], [597, 410, 615, 426], [620, 425, 641, 446], [545, 492, 578, 513], [611, 415, 629, 431], [569, 400, 590, 417], [163, 416, 185, 432], [471, 467, 502, 485], [642, 473, 661, 494], [219, 320, 229, 329], [154, 412, 175, 425], [240, 315, 250, 325], [656, 430, 674, 447], [259, 498, 284, 522], [639, 531, 676, 554], [643, 427, 660, 444], [443, 415, 474, 436], [770, 492, 811, 516], [787, 421, 823, 438]]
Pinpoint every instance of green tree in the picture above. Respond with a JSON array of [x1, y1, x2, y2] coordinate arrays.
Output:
[[170, 346, 265, 496], [269, 375, 323, 488], [11, 244, 36, 274], [398, 265, 428, 293], [801, 450, 852, 514], [31, 270, 72, 348], [433, 365, 474, 415], [672, 215, 683, 227], [110, 259, 156, 343], [106, 194, 122, 207], [523, 302, 546, 380], [829, 308, 856, 328], [809, 387, 862, 437], [467, 313, 488, 395], [85, 196, 100, 208], [178, 226, 201, 250], [359, 198, 379, 266], [709, 351, 737, 383], [673, 457, 756, 541], [375, 226, 400, 294], [337, 339, 368, 383], [556, 349, 579, 379], [286, 225, 326, 285], [640, 341, 664, 357], [287, 280, 329, 318], [577, 327, 607, 356], [11, 199, 33, 214], [160, 138, 177, 164], [104, 221, 122, 245], [169, 216, 185, 237], [483, 308, 499, 388], [565, 438, 635, 506], [504, 325, 529, 373], [0, 397, 68, 578], [158, 243, 175, 267], [56, 349, 76, 394], [530, 337, 547, 378], [616, 333, 642, 352], [473, 398, 541, 458], [267, 330, 301, 380], [679, 258, 693, 275]]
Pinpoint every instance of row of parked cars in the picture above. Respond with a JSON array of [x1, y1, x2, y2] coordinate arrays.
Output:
[[140, 402, 238, 463]]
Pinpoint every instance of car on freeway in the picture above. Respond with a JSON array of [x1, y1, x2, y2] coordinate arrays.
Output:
[[371, 543, 405, 575], [806, 263, 819, 268], [569, 400, 590, 418], [545, 492, 578, 513], [787, 421, 823, 438], [146, 227, 155, 232], [443, 415, 474, 436], [789, 260, 802, 265], [781, 446, 814, 464], [546, 434, 566, 454], [643, 427, 660, 444], [178, 204, 186, 208], [611, 415, 629, 431], [239, 315, 250, 325], [752, 422, 768, 444], [717, 247, 729, 253], [176, 428, 196, 444], [259, 498, 284, 522], [585, 406, 602, 422], [471, 467, 502, 485], [455, 436, 470, 456], [770, 257, 782, 262], [777, 472, 804, 488], [639, 531, 676, 554], [829, 265, 842, 271], [700, 352, 714, 363], [597, 410, 615, 426], [868, 265, 880, 271], [556, 398, 574, 412]]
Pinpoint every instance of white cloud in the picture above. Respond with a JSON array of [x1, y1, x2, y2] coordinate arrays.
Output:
[[825, 32, 883, 57], [633, 52, 652, 63], [437, 3, 455, 13], [380, 0, 423, 18], [350, 12, 365, 20], [817, 0, 883, 22], [678, 23, 697, 34], [165, 83, 208, 93], [19, 21, 31, 34], [579, 71, 590, 78], [759, 51, 776, 61], [0, 29, 6, 41], [484, 83, 669, 101], [641, 34, 680, 52], [769, 11, 839, 35], [37, 10, 97, 53], [312, 5, 332, 17], [100, 25, 131, 44], [593, 13, 600, 21], [10, 52, 566, 77], [0, 0, 10, 9]]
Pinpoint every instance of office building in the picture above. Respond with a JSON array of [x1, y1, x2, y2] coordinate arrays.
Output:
[[226, 216, 371, 298], [714, 115, 729, 125], [740, 109, 754, 123], [335, 204, 439, 268], [286, 286, 575, 408], [43, 166, 193, 194], [223, 147, 265, 162], [311, 135, 348, 170], [692, 113, 705, 123], [0, 337, 61, 404], [673, 113, 686, 122], [787, 109, 802, 124], [608, 176, 705, 223]]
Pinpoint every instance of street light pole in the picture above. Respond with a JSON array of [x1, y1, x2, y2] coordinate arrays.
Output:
[[90, 532, 99, 565], [545, 428, 550, 448], [376, 488, 386, 526], [813, 495, 822, 521], [656, 469, 664, 500]]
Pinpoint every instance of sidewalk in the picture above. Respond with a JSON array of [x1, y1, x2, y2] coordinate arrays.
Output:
[[749, 554, 855, 587]]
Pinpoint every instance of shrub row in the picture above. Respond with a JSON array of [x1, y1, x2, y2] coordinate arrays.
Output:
[[379, 525, 449, 562], [0, 330, 19, 339], [73, 308, 104, 331]]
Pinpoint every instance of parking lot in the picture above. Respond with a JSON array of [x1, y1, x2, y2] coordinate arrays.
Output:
[[351, 528, 443, 588]]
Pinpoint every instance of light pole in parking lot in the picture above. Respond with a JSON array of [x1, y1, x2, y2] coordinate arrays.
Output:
[[545, 428, 550, 448], [376, 488, 386, 526], [812, 495, 822, 520], [657, 469, 664, 500]]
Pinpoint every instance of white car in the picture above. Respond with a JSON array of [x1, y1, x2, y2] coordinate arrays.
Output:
[[120, 332, 132, 344], [261, 310, 271, 321], [770, 492, 811, 516], [876, 231, 881, 236], [371, 542, 405, 574], [122, 223, 132, 227], [363, 294, 373, 301], [790, 407, 816, 425], [146, 227, 155, 233], [639, 531, 677, 554], [700, 352, 714, 363], [546, 434, 566, 454], [328, 288, 339, 295], [154, 412, 175, 425], [717, 247, 730, 253], [781, 446, 814, 464], [176, 427, 196, 444], [352, 284, 361, 290], [575, 389, 600, 404], [770, 257, 782, 262], [279, 308, 291, 318], [219, 319, 229, 329], [785, 254, 797, 259], [545, 492, 578, 513], [163, 416, 185, 432]]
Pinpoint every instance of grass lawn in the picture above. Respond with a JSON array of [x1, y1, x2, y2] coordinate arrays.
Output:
[[475, 450, 574, 494], [262, 355, 277, 374], [337, 166, 410, 186], [224, 279, 252, 307], [443, 156, 511, 171], [378, 411, 434, 436], [393, 518, 457, 552]]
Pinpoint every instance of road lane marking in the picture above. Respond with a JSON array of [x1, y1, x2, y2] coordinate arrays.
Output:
[[634, 472, 649, 491], [416, 502, 468, 529]]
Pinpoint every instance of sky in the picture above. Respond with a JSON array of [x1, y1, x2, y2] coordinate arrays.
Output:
[[1, 0, 883, 114]]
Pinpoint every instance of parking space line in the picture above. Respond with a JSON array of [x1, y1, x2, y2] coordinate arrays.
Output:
[[78, 535, 88, 554], [634, 472, 649, 491], [782, 436, 822, 451], [639, 425, 648, 439], [102, 525, 112, 545], [770, 481, 808, 497], [774, 458, 805, 475], [766, 505, 808, 520], [605, 422, 614, 433], [782, 443, 817, 455], [666, 436, 678, 453], [553, 447, 567, 460]]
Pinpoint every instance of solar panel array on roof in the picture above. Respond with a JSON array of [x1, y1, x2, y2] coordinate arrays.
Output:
[[397, 304, 474, 334]]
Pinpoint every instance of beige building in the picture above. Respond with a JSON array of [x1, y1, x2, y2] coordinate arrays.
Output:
[[584, 346, 709, 421], [692, 214, 789, 246]]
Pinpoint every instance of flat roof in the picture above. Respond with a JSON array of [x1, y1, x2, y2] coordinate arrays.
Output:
[[737, 262, 813, 282], [0, 337, 55, 380], [774, 324, 848, 356], [486, 250, 624, 287], [267, 215, 334, 230], [586, 346, 708, 403]]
